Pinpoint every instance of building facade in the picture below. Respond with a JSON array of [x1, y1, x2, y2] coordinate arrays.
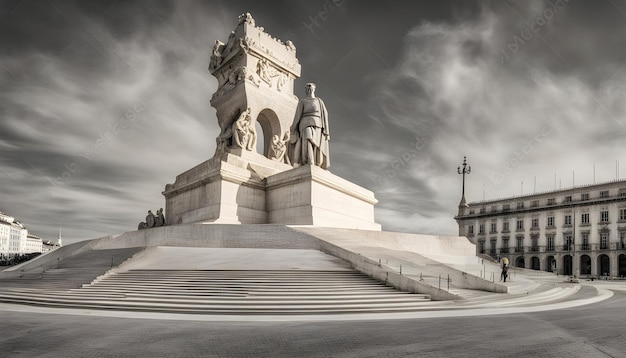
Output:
[[0, 212, 42, 259], [455, 180, 626, 278]]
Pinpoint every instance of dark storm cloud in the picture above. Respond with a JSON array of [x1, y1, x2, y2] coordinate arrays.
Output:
[[2, 0, 626, 242]]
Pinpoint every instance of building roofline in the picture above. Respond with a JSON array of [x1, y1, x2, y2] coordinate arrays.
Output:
[[469, 178, 626, 206]]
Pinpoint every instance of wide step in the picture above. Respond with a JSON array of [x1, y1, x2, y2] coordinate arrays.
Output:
[[0, 269, 433, 315]]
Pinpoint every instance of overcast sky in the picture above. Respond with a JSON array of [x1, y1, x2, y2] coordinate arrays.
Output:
[[2, 0, 626, 244]]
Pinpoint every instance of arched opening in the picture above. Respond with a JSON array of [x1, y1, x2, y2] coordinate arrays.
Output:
[[563, 255, 572, 276], [580, 255, 591, 275], [515, 256, 525, 268], [256, 109, 282, 157], [254, 121, 264, 154], [619, 254, 626, 278], [530, 256, 540, 270], [598, 254, 610, 277], [545, 255, 556, 272]]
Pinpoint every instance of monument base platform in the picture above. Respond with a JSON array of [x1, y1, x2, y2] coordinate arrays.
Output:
[[162, 151, 381, 231]]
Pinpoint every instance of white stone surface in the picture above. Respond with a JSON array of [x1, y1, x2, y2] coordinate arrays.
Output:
[[117, 247, 353, 271], [267, 165, 381, 230]]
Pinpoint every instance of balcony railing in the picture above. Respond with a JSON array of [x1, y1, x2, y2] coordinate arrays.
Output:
[[494, 242, 626, 256]]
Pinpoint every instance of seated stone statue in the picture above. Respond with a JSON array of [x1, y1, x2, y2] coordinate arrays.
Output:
[[138, 208, 166, 230], [269, 132, 290, 164], [155, 208, 166, 227], [233, 108, 257, 151]]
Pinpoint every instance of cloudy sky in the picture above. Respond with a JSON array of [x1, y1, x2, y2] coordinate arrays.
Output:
[[2, 0, 626, 244]]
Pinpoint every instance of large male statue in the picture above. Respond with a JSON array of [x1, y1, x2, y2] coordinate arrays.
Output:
[[290, 83, 330, 169]]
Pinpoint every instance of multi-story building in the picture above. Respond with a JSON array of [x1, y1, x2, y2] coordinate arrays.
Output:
[[0, 212, 42, 258], [455, 180, 626, 278], [25, 234, 43, 255]]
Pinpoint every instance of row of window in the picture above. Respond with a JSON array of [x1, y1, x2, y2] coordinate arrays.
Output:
[[472, 189, 626, 214], [468, 210, 624, 235], [480, 231, 624, 252]]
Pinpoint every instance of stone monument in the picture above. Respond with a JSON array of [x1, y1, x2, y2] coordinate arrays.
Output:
[[162, 13, 380, 231]]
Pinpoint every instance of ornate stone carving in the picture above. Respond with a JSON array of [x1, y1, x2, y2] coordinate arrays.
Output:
[[209, 40, 225, 72], [269, 132, 291, 164], [238, 12, 255, 26], [215, 108, 257, 154], [233, 108, 257, 151]]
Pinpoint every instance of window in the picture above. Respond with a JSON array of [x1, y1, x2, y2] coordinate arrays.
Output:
[[547, 216, 555, 227], [581, 213, 590, 224], [600, 190, 609, 198], [516, 236, 524, 252], [563, 195, 572, 203], [491, 205, 497, 212], [531, 218, 539, 228], [502, 221, 510, 232], [468, 225, 474, 235], [620, 231, 626, 249], [547, 198, 556, 205], [546, 235, 555, 251], [517, 202, 525, 209], [620, 209, 626, 221], [600, 211, 609, 223], [581, 193, 589, 201], [479, 224, 485, 234], [490, 222, 497, 233], [600, 233, 609, 250], [564, 215, 572, 226], [478, 241, 485, 254], [619, 188, 626, 197], [480, 208, 486, 214], [469, 210, 475, 215], [564, 234, 572, 250], [490, 239, 497, 254], [516, 220, 524, 230], [582, 233, 590, 250], [502, 238, 510, 250], [530, 235, 539, 251], [531, 200, 539, 208], [503, 204, 510, 211]]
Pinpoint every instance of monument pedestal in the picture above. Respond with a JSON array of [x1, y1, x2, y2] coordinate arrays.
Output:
[[266, 165, 380, 230], [163, 152, 381, 231]]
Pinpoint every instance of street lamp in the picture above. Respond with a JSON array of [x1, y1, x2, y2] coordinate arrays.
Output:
[[457, 156, 471, 207]]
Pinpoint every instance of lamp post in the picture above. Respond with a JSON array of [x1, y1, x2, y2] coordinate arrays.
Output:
[[457, 156, 471, 207]]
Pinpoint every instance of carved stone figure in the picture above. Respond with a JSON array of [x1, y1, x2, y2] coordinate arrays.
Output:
[[138, 208, 167, 230], [155, 208, 166, 227], [289, 83, 330, 169], [269, 132, 290, 164], [257, 58, 272, 85], [233, 108, 257, 151], [209, 40, 225, 72]]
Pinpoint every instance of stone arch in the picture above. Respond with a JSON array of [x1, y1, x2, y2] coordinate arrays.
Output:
[[598, 254, 610, 277], [530, 256, 540, 270], [580, 254, 592, 275], [255, 108, 282, 157], [563, 255, 572, 276], [619, 254, 626, 278], [515, 256, 525, 268], [545, 255, 556, 272]]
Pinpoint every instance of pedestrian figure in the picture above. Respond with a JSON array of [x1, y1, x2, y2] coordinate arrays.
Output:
[[501, 263, 508, 282]]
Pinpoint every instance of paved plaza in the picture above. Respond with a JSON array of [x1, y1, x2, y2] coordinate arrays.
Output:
[[1, 281, 625, 357]]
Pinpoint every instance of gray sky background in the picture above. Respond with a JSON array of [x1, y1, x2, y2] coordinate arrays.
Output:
[[2, 0, 626, 244]]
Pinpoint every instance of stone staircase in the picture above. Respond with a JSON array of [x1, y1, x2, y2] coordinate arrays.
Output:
[[0, 247, 144, 290], [0, 269, 434, 314]]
